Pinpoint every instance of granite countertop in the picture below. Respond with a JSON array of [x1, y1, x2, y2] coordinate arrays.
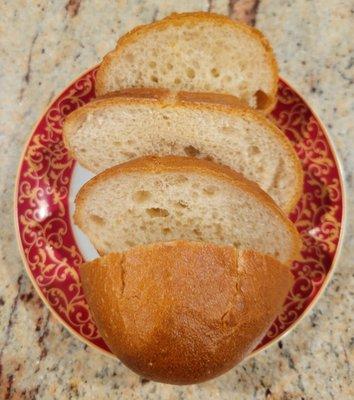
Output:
[[0, 0, 353, 398]]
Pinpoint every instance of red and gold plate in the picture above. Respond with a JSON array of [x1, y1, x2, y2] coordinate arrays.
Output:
[[14, 67, 345, 357]]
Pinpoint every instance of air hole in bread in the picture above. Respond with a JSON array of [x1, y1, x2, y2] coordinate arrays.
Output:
[[176, 200, 188, 208], [193, 228, 202, 237], [175, 175, 188, 184], [149, 61, 156, 68], [162, 115, 169, 120], [215, 223, 222, 234], [162, 227, 171, 235], [125, 240, 135, 247], [89, 214, 106, 226], [183, 31, 194, 41], [186, 68, 195, 79], [211, 68, 220, 78], [121, 151, 136, 158], [248, 145, 261, 155], [203, 185, 219, 196], [79, 148, 87, 153], [255, 90, 271, 110], [174, 77, 181, 84], [125, 53, 134, 62], [133, 190, 151, 203], [239, 61, 247, 70], [146, 208, 169, 218], [166, 63, 173, 70], [113, 141, 121, 146], [103, 241, 111, 248], [140, 226, 147, 232], [184, 145, 200, 157], [151, 75, 159, 83], [233, 241, 241, 248], [221, 126, 235, 134]]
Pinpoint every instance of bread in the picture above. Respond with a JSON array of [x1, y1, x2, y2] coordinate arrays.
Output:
[[95, 12, 278, 112], [74, 156, 300, 264], [64, 88, 303, 212], [80, 240, 294, 384]]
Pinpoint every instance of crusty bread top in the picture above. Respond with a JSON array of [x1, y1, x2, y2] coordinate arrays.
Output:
[[64, 88, 303, 212], [80, 240, 293, 384], [75, 155, 301, 264], [95, 12, 278, 112]]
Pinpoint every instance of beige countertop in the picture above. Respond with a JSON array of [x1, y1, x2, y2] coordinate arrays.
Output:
[[0, 0, 353, 398]]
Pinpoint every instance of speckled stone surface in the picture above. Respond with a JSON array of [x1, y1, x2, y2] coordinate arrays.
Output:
[[0, 0, 353, 398]]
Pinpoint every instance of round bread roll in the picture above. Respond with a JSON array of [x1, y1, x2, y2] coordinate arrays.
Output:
[[80, 241, 293, 384]]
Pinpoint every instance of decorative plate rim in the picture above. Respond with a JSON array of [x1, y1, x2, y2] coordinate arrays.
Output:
[[13, 65, 347, 360]]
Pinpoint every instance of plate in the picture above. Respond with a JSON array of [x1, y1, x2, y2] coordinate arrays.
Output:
[[15, 66, 345, 357]]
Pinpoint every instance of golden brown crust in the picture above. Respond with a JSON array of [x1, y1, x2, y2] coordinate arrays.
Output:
[[64, 88, 303, 212], [177, 90, 250, 108], [80, 241, 293, 384], [74, 155, 301, 264], [95, 87, 172, 101], [95, 12, 278, 112]]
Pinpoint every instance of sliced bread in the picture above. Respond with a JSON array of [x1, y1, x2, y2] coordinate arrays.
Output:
[[95, 12, 278, 112], [80, 240, 294, 384], [63, 89, 303, 212], [74, 156, 301, 264]]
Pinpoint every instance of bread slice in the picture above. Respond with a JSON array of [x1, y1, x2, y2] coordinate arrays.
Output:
[[64, 88, 302, 212], [74, 156, 300, 264], [95, 12, 278, 112], [80, 241, 294, 384]]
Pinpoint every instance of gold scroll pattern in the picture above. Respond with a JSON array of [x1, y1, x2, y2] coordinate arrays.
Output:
[[259, 81, 342, 345], [18, 69, 101, 341]]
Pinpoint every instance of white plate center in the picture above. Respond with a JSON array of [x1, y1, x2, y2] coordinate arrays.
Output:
[[69, 163, 98, 261]]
